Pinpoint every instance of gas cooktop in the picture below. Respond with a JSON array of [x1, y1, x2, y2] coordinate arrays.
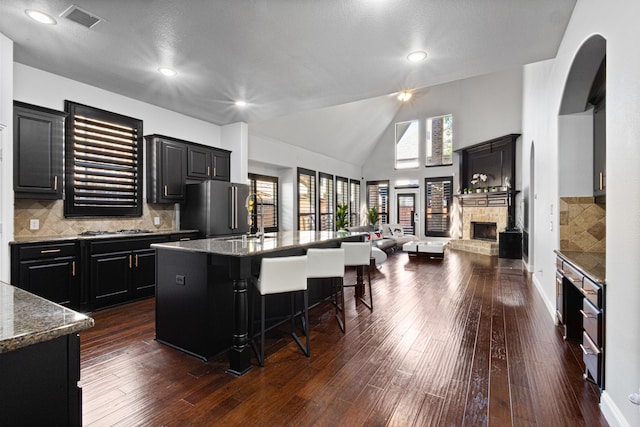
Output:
[[79, 229, 152, 236]]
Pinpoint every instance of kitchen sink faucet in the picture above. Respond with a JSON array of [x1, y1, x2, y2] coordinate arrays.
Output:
[[245, 192, 264, 238]]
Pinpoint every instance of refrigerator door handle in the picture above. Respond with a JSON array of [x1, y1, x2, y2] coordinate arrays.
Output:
[[233, 185, 238, 229], [230, 185, 236, 230], [234, 186, 239, 229]]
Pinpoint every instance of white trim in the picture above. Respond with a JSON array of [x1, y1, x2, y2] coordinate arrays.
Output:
[[600, 391, 631, 427], [532, 273, 556, 323]]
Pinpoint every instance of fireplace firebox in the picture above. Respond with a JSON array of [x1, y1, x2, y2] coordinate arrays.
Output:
[[472, 222, 497, 241]]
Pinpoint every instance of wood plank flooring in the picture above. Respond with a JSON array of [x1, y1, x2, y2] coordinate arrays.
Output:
[[79, 249, 608, 426]]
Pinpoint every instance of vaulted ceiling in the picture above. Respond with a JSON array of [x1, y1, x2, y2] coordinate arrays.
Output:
[[0, 0, 576, 164]]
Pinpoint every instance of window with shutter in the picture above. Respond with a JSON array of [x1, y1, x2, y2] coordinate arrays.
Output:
[[319, 172, 334, 231], [425, 176, 453, 236], [64, 101, 143, 217], [367, 180, 389, 227], [248, 173, 278, 233], [297, 168, 316, 231], [349, 179, 360, 226]]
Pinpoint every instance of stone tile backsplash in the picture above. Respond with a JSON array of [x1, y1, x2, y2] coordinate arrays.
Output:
[[559, 197, 605, 252], [14, 199, 176, 238]]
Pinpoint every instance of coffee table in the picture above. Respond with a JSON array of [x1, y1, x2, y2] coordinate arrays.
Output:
[[402, 241, 446, 259]]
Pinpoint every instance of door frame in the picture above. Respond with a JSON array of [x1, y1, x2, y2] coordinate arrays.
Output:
[[396, 189, 420, 237]]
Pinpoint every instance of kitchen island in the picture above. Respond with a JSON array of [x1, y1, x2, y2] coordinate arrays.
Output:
[[0, 281, 94, 426], [152, 231, 363, 375]]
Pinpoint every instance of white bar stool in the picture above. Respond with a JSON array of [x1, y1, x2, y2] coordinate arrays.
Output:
[[341, 242, 373, 310], [251, 255, 309, 366], [307, 248, 346, 332]]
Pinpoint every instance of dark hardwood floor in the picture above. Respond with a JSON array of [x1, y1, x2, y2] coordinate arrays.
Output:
[[80, 249, 608, 426]]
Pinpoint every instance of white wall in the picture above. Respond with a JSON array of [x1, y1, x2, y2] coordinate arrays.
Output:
[[248, 133, 362, 231], [559, 110, 594, 197], [0, 33, 14, 282], [522, 1, 640, 425], [14, 63, 224, 147], [362, 68, 523, 236]]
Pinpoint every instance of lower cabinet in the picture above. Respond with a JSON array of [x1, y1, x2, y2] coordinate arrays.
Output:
[[555, 253, 605, 390], [86, 236, 168, 309], [11, 232, 200, 311], [10, 241, 80, 309], [1, 334, 82, 426]]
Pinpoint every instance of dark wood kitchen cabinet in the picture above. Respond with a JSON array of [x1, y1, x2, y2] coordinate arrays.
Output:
[[187, 145, 230, 181], [146, 135, 188, 203], [10, 240, 80, 309], [13, 101, 67, 199], [148, 134, 231, 203], [555, 251, 605, 389], [86, 236, 168, 309]]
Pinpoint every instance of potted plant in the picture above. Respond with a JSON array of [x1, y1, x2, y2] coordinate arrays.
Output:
[[367, 207, 379, 228], [335, 203, 349, 231]]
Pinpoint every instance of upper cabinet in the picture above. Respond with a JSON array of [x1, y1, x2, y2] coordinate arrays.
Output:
[[186, 145, 230, 181], [146, 135, 188, 203], [13, 101, 67, 199], [146, 134, 231, 203]]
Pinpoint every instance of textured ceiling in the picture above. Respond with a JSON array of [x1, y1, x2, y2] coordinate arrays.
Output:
[[0, 0, 576, 163]]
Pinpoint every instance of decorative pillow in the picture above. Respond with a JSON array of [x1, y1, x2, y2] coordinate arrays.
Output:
[[365, 231, 382, 241], [390, 225, 404, 237]]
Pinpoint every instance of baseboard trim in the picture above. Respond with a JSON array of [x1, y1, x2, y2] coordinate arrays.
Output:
[[601, 391, 631, 427], [531, 274, 556, 323]]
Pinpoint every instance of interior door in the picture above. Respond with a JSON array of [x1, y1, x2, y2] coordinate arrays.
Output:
[[397, 193, 415, 235]]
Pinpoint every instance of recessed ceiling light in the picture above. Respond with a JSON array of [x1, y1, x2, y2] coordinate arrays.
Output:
[[235, 100, 248, 108], [158, 67, 177, 77], [397, 91, 412, 102], [406, 50, 427, 63], [25, 9, 56, 25]]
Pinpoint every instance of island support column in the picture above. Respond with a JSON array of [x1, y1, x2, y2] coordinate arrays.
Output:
[[228, 256, 253, 375]]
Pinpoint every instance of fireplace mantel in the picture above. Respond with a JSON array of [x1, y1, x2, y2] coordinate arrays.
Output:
[[455, 191, 513, 207]]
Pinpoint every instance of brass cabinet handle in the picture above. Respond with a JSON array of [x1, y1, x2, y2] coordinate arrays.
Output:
[[129, 254, 132, 269], [580, 344, 596, 356], [580, 309, 596, 319], [599, 172, 606, 190], [582, 288, 597, 295], [135, 254, 139, 267], [164, 185, 168, 197], [569, 277, 581, 283], [213, 166, 217, 177], [41, 249, 61, 254], [179, 237, 190, 241], [72, 260, 76, 277], [54, 175, 58, 191], [207, 166, 210, 177]]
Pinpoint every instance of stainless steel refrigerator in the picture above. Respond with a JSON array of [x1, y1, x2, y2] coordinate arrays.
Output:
[[180, 180, 250, 237]]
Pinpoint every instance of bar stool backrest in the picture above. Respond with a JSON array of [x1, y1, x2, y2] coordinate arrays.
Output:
[[307, 248, 345, 278], [341, 242, 371, 267], [257, 255, 308, 295]]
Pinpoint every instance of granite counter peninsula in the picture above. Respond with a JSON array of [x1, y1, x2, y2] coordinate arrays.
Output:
[[0, 281, 94, 426], [152, 231, 364, 375]]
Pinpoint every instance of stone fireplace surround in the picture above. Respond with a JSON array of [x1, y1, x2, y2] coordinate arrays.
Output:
[[450, 204, 508, 256]]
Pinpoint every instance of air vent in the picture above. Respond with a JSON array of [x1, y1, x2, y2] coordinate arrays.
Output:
[[60, 5, 103, 29]]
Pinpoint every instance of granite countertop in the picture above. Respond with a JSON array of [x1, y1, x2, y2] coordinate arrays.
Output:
[[0, 281, 94, 354], [10, 229, 200, 245], [555, 250, 606, 284], [152, 230, 365, 256]]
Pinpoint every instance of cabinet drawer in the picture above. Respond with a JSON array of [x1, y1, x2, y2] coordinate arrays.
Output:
[[555, 256, 563, 271], [558, 261, 582, 286], [555, 271, 564, 324], [581, 299, 601, 346], [19, 242, 77, 259], [581, 277, 602, 307], [581, 331, 601, 385]]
